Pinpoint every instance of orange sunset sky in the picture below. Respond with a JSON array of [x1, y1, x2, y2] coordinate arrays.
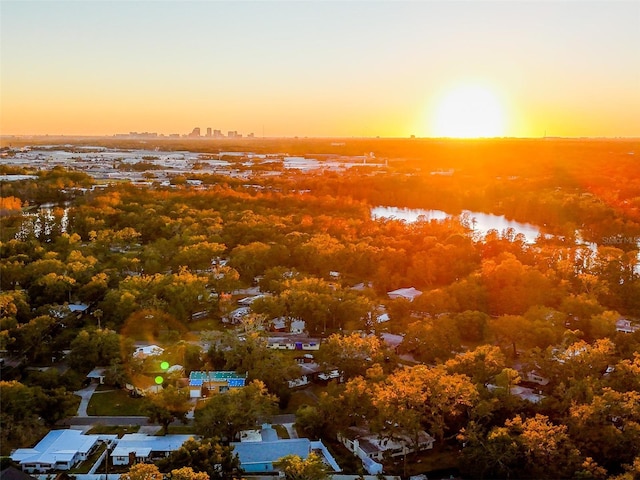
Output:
[[1, 1, 639, 138]]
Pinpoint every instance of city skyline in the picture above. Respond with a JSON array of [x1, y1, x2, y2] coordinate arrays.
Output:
[[1, 1, 639, 138]]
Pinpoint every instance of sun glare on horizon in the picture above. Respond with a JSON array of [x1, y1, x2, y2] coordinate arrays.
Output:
[[432, 85, 507, 138]]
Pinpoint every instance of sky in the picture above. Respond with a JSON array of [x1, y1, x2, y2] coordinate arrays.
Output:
[[1, 1, 639, 138]]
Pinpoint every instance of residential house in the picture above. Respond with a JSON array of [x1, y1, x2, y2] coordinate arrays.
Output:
[[111, 434, 194, 465], [133, 344, 164, 359], [188, 371, 247, 398], [270, 318, 306, 334], [231, 424, 340, 473], [338, 426, 434, 475], [267, 335, 320, 351], [616, 318, 640, 334], [387, 287, 422, 302], [0, 466, 36, 480], [287, 361, 340, 388], [11, 430, 116, 473]]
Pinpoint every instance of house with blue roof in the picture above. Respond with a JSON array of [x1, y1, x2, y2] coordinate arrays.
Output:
[[188, 370, 247, 398], [231, 424, 341, 474]]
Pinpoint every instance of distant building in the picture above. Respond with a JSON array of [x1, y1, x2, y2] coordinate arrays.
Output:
[[188, 371, 247, 398], [213, 129, 223, 138], [188, 127, 201, 137], [206, 127, 212, 137]]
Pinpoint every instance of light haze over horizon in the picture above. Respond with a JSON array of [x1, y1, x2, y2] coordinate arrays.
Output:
[[1, 1, 639, 138]]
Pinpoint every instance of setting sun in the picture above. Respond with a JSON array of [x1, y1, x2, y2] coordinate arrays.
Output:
[[432, 85, 507, 138]]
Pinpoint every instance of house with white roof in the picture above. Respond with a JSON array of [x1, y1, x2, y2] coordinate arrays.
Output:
[[11, 430, 116, 473], [111, 434, 194, 465], [133, 344, 164, 359], [387, 287, 422, 302], [267, 335, 320, 351]]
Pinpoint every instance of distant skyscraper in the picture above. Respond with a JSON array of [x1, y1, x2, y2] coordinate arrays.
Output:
[[206, 127, 212, 137], [189, 127, 201, 137]]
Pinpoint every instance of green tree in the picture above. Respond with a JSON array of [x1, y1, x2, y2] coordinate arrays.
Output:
[[167, 467, 209, 480], [372, 365, 478, 442], [67, 328, 122, 372], [273, 453, 331, 480], [445, 345, 506, 386], [194, 380, 277, 441], [145, 385, 191, 435], [316, 333, 385, 380], [400, 317, 462, 364], [120, 463, 163, 480], [157, 438, 241, 479]]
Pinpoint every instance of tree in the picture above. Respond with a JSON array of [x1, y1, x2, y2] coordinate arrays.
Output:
[[173, 241, 225, 272], [569, 388, 640, 473], [445, 345, 506, 386], [372, 365, 478, 442], [9, 314, 57, 363], [157, 438, 241, 479], [0, 381, 46, 454], [167, 467, 209, 480], [488, 315, 533, 357], [460, 414, 582, 479], [273, 453, 331, 480], [145, 385, 191, 435], [215, 332, 299, 406], [400, 318, 462, 364], [120, 463, 163, 480], [67, 328, 122, 372], [194, 379, 278, 441], [316, 333, 385, 380]]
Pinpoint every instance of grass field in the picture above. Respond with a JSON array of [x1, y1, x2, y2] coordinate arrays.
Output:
[[87, 389, 147, 416], [85, 425, 140, 437], [161, 425, 197, 435]]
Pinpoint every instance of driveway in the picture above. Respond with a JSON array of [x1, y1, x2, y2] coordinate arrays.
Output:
[[74, 382, 98, 417]]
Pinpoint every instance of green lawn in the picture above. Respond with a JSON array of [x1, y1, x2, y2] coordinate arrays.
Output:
[[87, 389, 147, 416], [384, 443, 462, 477], [282, 390, 316, 414], [273, 424, 289, 439], [161, 425, 197, 435], [85, 425, 140, 437], [70, 443, 106, 474]]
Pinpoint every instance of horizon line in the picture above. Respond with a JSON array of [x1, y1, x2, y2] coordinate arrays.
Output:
[[2, 134, 639, 141]]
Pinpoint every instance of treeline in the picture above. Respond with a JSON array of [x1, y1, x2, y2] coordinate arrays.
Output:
[[1, 142, 640, 475]]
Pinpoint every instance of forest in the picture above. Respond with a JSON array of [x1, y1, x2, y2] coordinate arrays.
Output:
[[1, 137, 640, 478]]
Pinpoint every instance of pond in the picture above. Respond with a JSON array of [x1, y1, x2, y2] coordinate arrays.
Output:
[[371, 206, 542, 243]]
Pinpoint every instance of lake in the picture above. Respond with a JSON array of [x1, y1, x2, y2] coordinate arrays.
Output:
[[371, 206, 542, 243]]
